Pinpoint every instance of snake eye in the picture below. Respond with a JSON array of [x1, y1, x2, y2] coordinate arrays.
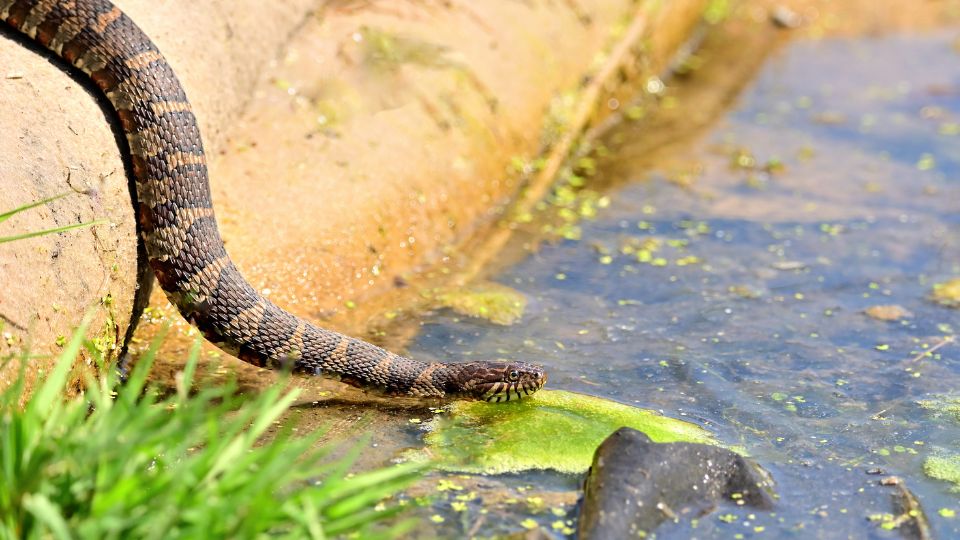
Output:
[[508, 370, 519, 381]]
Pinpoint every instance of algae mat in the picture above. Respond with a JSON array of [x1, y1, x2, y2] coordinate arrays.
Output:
[[414, 390, 718, 475]]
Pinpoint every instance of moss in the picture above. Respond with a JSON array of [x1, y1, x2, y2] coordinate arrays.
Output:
[[924, 454, 960, 491], [414, 390, 719, 475], [435, 282, 527, 326], [919, 397, 960, 491], [704, 0, 733, 25], [918, 395, 960, 422], [359, 26, 453, 71]]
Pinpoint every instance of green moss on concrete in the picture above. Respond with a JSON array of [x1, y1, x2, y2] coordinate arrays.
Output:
[[434, 282, 527, 326], [414, 389, 718, 475]]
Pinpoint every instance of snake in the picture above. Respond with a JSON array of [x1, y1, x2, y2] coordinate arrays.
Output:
[[2, 0, 546, 402]]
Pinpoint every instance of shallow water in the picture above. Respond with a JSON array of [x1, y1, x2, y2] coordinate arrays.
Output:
[[408, 33, 960, 537]]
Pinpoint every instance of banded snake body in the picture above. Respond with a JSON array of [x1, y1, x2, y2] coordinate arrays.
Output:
[[1, 0, 546, 401]]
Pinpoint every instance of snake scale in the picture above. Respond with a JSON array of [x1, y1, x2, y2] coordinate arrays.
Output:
[[2, 0, 545, 401]]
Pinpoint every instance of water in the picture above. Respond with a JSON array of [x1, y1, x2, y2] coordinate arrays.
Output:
[[408, 33, 960, 537]]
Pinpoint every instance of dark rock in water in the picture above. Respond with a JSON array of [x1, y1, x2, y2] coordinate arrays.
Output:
[[577, 427, 775, 539]]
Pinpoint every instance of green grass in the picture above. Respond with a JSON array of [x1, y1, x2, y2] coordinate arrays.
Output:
[[0, 192, 105, 244], [0, 319, 421, 539]]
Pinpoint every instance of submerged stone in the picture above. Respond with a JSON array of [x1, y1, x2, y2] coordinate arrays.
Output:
[[416, 390, 718, 475], [863, 304, 913, 322], [578, 427, 775, 539]]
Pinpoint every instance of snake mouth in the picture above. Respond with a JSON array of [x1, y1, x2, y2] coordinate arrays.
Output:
[[481, 378, 546, 403]]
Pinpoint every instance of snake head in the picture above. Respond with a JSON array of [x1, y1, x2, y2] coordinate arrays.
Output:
[[446, 361, 546, 402]]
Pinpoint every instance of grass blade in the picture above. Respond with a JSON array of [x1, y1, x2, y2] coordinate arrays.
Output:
[[22, 494, 72, 540], [202, 386, 299, 484], [0, 192, 71, 224], [176, 337, 203, 403], [0, 220, 107, 244], [323, 463, 423, 518], [25, 315, 90, 419], [1, 323, 423, 538]]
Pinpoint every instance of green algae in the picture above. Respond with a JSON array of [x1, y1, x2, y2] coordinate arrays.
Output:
[[434, 282, 527, 326], [414, 390, 719, 475], [917, 396, 960, 491], [931, 278, 960, 308], [924, 454, 960, 492], [704, 0, 733, 24], [918, 395, 960, 422], [359, 26, 454, 72]]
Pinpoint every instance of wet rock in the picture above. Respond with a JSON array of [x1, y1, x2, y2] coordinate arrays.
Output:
[[770, 260, 808, 271], [577, 427, 775, 539], [770, 6, 803, 29], [864, 304, 913, 322]]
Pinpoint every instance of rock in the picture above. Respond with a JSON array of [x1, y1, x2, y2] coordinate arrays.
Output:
[[864, 304, 913, 322], [577, 427, 775, 539]]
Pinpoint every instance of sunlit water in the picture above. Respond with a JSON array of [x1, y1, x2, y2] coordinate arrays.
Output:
[[409, 33, 960, 537]]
